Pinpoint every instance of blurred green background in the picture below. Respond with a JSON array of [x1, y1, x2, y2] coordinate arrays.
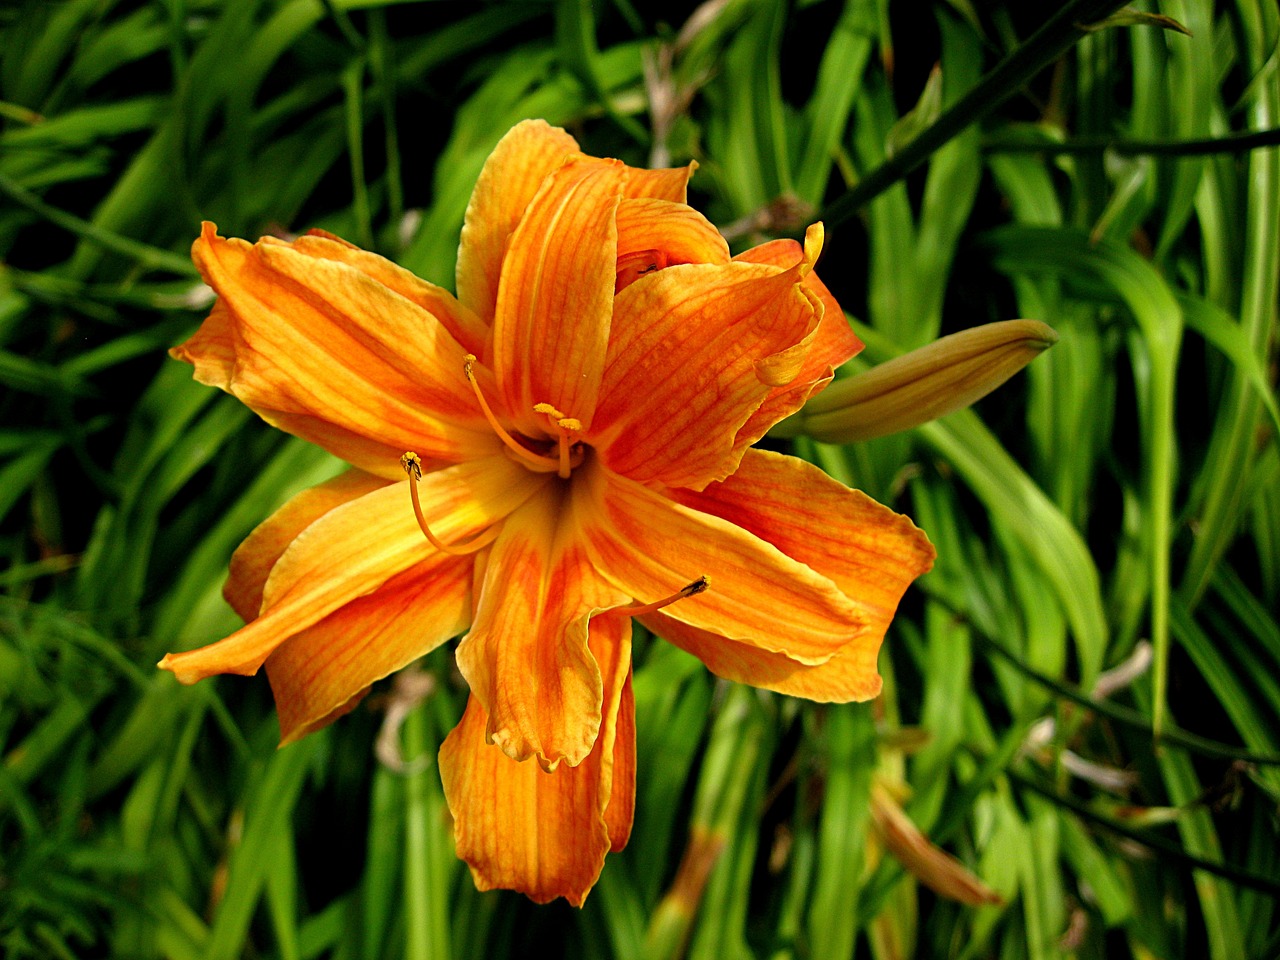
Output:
[[2, 0, 1278, 957]]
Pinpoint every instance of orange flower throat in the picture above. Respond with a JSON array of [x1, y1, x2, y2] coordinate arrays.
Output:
[[401, 355, 706, 614], [462, 354, 584, 478]]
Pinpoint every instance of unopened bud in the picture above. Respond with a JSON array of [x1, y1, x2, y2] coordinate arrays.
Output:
[[793, 319, 1057, 443]]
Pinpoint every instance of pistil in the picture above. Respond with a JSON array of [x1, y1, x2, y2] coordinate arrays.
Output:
[[400, 452, 500, 555], [617, 576, 710, 616]]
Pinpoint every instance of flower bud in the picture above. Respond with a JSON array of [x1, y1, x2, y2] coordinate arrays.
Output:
[[794, 319, 1057, 443]]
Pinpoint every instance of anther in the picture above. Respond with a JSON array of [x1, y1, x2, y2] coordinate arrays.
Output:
[[463, 355, 562, 473], [617, 576, 709, 616], [401, 452, 500, 556], [534, 403, 583, 479], [533, 401, 567, 419]]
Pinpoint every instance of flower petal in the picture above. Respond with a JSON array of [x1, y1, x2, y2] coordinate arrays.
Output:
[[643, 448, 934, 699], [178, 298, 417, 479], [576, 461, 862, 664], [589, 610, 635, 853], [639, 613, 882, 700], [456, 120, 581, 323], [177, 223, 498, 468], [622, 162, 696, 202], [281, 231, 489, 356], [454, 488, 631, 770], [159, 456, 543, 684], [589, 249, 822, 490], [732, 233, 863, 441], [267, 551, 472, 746], [225, 468, 390, 621], [604, 668, 635, 852], [440, 612, 633, 906], [671, 449, 935, 628], [491, 157, 625, 434], [243, 407, 437, 481], [614, 198, 729, 292]]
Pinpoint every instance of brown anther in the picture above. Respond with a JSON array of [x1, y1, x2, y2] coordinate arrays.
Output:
[[618, 576, 710, 616], [400, 451, 500, 556], [400, 451, 423, 481]]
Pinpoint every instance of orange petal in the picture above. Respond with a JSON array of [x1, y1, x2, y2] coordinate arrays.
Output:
[[491, 157, 625, 435], [247, 407, 441, 481], [732, 236, 864, 440], [282, 231, 489, 356], [643, 448, 933, 699], [639, 613, 883, 700], [177, 223, 498, 468], [159, 455, 544, 684], [604, 668, 636, 852], [225, 469, 390, 622], [614, 198, 729, 293], [589, 250, 822, 491], [267, 550, 472, 745], [576, 460, 862, 665], [456, 120, 581, 323], [671, 448, 935, 629], [454, 489, 631, 770], [439, 611, 633, 906], [274, 687, 371, 745], [588, 609, 635, 854], [622, 162, 696, 202]]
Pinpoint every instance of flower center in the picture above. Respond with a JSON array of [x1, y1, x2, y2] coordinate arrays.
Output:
[[398, 359, 708, 614], [463, 354, 585, 479]]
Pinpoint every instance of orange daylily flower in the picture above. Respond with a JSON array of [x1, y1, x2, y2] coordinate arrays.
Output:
[[161, 120, 935, 906]]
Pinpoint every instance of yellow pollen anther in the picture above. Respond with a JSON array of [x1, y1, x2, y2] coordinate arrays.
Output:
[[400, 452, 499, 556], [533, 402, 567, 419], [463, 355, 561, 473], [618, 576, 710, 616], [533, 403, 584, 478]]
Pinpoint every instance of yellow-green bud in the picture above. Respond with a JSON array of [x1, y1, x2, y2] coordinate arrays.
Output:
[[791, 319, 1058, 443]]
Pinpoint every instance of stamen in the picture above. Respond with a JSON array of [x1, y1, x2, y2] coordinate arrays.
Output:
[[617, 576, 709, 616], [400, 452, 500, 556], [533, 401, 567, 420], [463, 355, 561, 473], [533, 405, 584, 479]]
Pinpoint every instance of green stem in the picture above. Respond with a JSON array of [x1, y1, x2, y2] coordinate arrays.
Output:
[[968, 627, 1280, 765], [1008, 767, 1280, 897]]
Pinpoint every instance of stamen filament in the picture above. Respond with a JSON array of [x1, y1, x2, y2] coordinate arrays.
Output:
[[618, 576, 709, 616], [400, 452, 500, 556], [557, 432, 571, 479], [463, 355, 561, 472]]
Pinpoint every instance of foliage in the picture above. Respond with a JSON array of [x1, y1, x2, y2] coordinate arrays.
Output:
[[1, 0, 1277, 957]]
